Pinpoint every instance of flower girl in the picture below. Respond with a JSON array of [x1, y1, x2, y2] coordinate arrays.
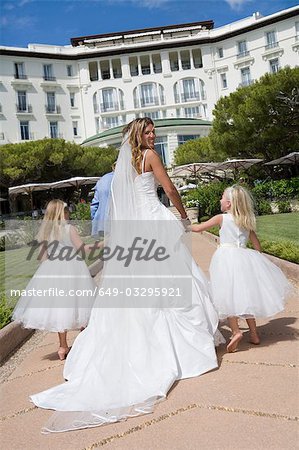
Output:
[[13, 200, 98, 360], [192, 185, 291, 352]]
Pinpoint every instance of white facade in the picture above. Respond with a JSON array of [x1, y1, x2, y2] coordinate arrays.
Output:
[[0, 5, 298, 155]]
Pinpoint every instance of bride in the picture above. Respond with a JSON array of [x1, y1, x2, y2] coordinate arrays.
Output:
[[30, 117, 221, 432]]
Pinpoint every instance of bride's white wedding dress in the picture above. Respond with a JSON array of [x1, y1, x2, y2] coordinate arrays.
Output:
[[30, 150, 220, 433]]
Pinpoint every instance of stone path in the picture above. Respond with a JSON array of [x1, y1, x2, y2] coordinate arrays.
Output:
[[1, 233, 298, 450]]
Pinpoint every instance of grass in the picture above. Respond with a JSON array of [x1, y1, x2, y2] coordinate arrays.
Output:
[[256, 213, 298, 245]]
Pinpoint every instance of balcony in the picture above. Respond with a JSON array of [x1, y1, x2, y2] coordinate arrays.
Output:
[[181, 61, 191, 70], [237, 50, 250, 59], [14, 74, 27, 79], [45, 105, 61, 114], [99, 101, 124, 112], [43, 75, 56, 81], [175, 91, 200, 103], [265, 42, 279, 50], [239, 79, 255, 88], [16, 104, 33, 114], [141, 67, 151, 75]]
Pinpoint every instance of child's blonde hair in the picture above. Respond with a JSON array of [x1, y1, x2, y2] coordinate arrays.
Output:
[[37, 199, 68, 242], [225, 185, 256, 231]]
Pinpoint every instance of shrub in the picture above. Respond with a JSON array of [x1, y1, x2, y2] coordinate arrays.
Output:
[[183, 181, 230, 218], [255, 198, 272, 216], [259, 239, 299, 264], [277, 201, 292, 214]]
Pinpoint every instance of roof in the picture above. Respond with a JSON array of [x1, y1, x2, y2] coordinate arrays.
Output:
[[71, 21, 214, 47], [82, 118, 212, 145]]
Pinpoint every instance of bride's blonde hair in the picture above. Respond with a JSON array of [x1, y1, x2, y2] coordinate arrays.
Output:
[[225, 185, 256, 231], [37, 199, 67, 242], [123, 117, 155, 174]]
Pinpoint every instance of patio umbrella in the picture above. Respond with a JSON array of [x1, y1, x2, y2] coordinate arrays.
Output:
[[50, 176, 100, 189], [216, 159, 263, 179], [178, 183, 197, 192], [9, 182, 52, 209], [172, 162, 221, 178], [264, 152, 299, 166]]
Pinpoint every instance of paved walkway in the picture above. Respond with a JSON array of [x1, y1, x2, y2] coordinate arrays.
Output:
[[1, 234, 298, 450]]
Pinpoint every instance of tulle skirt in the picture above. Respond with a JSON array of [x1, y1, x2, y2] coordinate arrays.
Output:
[[210, 247, 291, 319], [12, 259, 95, 332]]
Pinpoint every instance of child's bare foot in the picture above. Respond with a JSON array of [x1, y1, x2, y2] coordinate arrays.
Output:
[[58, 347, 70, 360], [249, 332, 260, 345], [227, 332, 243, 353]]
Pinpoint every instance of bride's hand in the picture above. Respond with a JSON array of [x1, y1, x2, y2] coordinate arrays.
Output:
[[181, 217, 191, 231]]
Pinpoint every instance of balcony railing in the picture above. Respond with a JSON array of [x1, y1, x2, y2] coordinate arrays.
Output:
[[14, 74, 27, 79], [170, 63, 179, 71], [265, 42, 279, 50], [237, 50, 250, 58], [43, 75, 56, 81], [45, 105, 61, 114], [16, 104, 32, 113], [113, 71, 122, 79], [141, 67, 151, 75], [101, 71, 110, 80], [182, 62, 191, 70], [100, 101, 124, 112], [175, 91, 200, 103], [134, 96, 163, 108], [239, 79, 254, 87]]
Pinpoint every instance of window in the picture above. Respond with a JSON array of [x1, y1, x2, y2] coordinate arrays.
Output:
[[169, 52, 179, 71], [43, 64, 55, 81], [154, 136, 167, 165], [20, 121, 29, 140], [100, 60, 110, 79], [70, 92, 75, 107], [180, 50, 191, 70], [177, 135, 200, 145], [50, 121, 58, 139], [14, 62, 26, 79], [220, 73, 227, 89], [67, 65, 73, 77], [192, 49, 202, 68], [17, 91, 27, 111], [129, 56, 139, 76], [237, 40, 248, 57], [101, 88, 115, 110], [266, 31, 278, 49], [182, 79, 197, 101], [217, 47, 223, 58], [140, 83, 155, 106], [46, 92, 56, 112], [140, 55, 151, 75], [73, 121, 78, 136], [102, 116, 121, 129], [184, 106, 200, 118], [142, 111, 161, 120], [240, 67, 251, 86], [296, 22, 299, 41], [269, 58, 280, 73], [89, 62, 98, 81], [152, 54, 162, 73], [112, 59, 122, 78]]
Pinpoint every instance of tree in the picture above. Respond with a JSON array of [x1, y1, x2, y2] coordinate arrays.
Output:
[[174, 136, 223, 165], [209, 67, 299, 164], [0, 139, 118, 187]]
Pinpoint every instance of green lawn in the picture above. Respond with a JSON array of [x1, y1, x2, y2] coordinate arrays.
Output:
[[256, 213, 298, 245]]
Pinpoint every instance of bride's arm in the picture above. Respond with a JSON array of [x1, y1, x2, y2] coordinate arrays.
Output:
[[146, 150, 188, 219]]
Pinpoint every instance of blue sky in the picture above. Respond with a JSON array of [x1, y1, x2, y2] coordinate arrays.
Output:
[[0, 0, 298, 48]]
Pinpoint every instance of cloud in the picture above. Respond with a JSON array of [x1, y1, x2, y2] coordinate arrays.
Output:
[[0, 14, 37, 30], [106, 0, 171, 10], [225, 0, 251, 10], [3, 3, 16, 10]]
